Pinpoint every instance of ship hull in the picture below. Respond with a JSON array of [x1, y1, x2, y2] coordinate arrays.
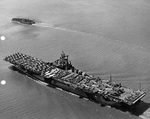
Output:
[[4, 52, 146, 108], [12, 65, 123, 107]]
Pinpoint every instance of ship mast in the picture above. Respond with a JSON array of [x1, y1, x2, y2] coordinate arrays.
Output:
[[139, 82, 141, 91], [109, 74, 112, 83]]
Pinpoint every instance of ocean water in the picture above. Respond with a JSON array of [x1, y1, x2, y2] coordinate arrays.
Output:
[[0, 0, 150, 119]]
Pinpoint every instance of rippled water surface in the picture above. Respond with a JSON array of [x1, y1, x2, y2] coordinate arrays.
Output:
[[0, 0, 150, 119]]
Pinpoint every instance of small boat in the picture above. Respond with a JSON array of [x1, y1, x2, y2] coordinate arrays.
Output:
[[11, 18, 35, 25]]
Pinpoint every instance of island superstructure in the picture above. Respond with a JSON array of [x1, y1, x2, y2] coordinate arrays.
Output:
[[4, 52, 146, 107]]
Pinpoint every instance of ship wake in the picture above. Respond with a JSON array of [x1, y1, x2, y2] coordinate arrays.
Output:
[[33, 23, 92, 35]]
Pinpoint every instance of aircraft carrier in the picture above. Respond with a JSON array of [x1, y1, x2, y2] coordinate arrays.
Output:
[[4, 52, 146, 107], [11, 18, 35, 25]]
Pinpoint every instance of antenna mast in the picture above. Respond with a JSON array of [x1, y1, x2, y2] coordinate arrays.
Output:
[[139, 82, 141, 91], [109, 74, 112, 83]]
